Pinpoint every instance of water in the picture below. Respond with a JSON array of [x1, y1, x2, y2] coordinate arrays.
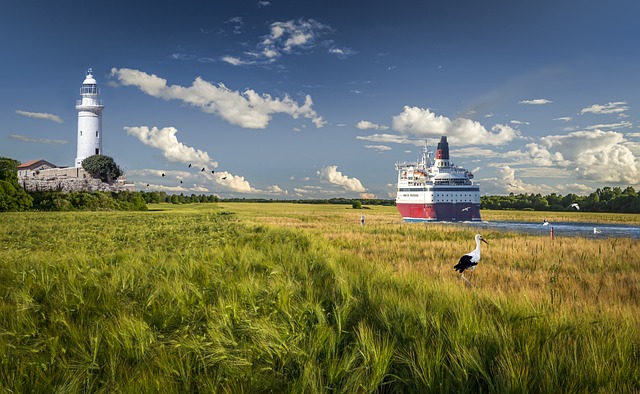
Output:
[[454, 220, 640, 239]]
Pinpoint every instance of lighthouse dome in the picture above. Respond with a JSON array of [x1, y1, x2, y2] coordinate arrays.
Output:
[[82, 68, 97, 85]]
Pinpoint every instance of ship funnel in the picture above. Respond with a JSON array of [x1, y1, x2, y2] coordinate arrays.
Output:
[[436, 136, 449, 160]]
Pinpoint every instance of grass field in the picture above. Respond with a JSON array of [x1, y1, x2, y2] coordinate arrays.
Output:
[[1, 203, 639, 392]]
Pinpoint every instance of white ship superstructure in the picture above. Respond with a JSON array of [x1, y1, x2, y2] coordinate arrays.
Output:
[[395, 136, 481, 221]]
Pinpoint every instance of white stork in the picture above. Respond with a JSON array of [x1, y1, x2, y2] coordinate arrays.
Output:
[[571, 203, 580, 210], [454, 234, 488, 286]]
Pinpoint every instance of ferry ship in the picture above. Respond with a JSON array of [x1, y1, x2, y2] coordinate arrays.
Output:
[[395, 136, 481, 222]]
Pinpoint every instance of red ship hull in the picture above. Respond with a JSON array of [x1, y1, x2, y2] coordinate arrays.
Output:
[[396, 202, 481, 222]]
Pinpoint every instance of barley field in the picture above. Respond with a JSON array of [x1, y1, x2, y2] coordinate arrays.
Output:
[[1, 203, 638, 392]]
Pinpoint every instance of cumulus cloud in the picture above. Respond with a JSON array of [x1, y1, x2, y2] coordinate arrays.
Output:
[[317, 166, 365, 192], [16, 110, 63, 123], [124, 126, 216, 167], [519, 99, 552, 105], [111, 68, 325, 129], [481, 165, 590, 195], [123, 126, 260, 193], [356, 120, 389, 130], [9, 134, 67, 144], [391, 106, 519, 146], [580, 101, 629, 115], [522, 130, 640, 183]]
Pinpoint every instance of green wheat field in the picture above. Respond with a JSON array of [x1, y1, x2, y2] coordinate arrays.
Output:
[[1, 203, 639, 392]]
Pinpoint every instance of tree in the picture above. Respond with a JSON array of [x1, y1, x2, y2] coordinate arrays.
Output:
[[352, 200, 362, 209], [82, 155, 123, 183], [0, 157, 33, 212]]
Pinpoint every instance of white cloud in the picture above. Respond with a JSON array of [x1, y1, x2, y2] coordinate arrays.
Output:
[[9, 134, 67, 145], [317, 166, 365, 192], [222, 18, 350, 66], [364, 145, 392, 152], [481, 165, 591, 195], [124, 126, 216, 167], [329, 47, 356, 58], [585, 121, 632, 130], [257, 1, 270, 7], [111, 68, 325, 129], [221, 56, 250, 66], [510, 120, 530, 125], [356, 120, 389, 130], [519, 99, 552, 105], [123, 126, 260, 193], [356, 133, 420, 145], [451, 147, 500, 158], [520, 142, 570, 167], [16, 110, 63, 123], [522, 130, 640, 183], [580, 101, 629, 115], [391, 106, 519, 146], [553, 117, 573, 122]]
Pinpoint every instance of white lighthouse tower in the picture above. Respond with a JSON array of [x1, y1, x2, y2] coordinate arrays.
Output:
[[75, 68, 104, 168]]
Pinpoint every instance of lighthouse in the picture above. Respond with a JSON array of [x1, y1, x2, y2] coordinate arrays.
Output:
[[75, 68, 104, 168]]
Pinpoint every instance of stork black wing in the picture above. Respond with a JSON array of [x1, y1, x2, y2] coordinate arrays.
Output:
[[454, 254, 476, 273]]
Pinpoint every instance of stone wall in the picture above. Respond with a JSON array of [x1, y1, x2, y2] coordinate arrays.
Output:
[[18, 167, 136, 193]]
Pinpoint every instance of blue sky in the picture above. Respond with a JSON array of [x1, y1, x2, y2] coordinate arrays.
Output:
[[2, 0, 640, 198]]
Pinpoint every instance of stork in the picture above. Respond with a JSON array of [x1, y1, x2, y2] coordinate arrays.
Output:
[[454, 234, 488, 286]]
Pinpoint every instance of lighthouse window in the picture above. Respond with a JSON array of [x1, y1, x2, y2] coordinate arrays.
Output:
[[96, 131, 99, 137], [80, 131, 82, 136]]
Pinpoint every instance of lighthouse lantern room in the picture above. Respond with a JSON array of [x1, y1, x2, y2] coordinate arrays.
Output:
[[75, 68, 104, 168]]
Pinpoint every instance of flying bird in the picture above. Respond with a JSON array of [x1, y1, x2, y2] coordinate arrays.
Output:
[[201, 168, 205, 172], [461, 207, 470, 212], [161, 173, 165, 177], [211, 170, 215, 174], [180, 180, 183, 184], [188, 164, 192, 168], [453, 234, 488, 286], [222, 176, 227, 180], [571, 203, 580, 210], [543, 219, 549, 226]]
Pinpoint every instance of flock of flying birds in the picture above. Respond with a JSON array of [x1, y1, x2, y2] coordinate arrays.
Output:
[[146, 163, 227, 188]]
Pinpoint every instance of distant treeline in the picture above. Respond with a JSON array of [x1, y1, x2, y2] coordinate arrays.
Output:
[[481, 186, 640, 213], [220, 197, 396, 206], [3, 155, 640, 212]]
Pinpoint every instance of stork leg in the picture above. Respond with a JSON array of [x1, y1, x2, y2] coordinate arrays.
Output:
[[461, 273, 472, 287]]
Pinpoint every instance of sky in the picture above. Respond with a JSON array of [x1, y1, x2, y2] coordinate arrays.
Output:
[[2, 0, 640, 199]]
